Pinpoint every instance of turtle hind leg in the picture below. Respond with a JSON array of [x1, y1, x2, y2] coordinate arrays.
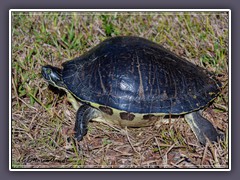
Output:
[[184, 111, 223, 145], [74, 104, 100, 141]]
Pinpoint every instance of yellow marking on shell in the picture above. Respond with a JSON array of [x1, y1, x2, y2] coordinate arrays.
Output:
[[87, 101, 189, 128], [136, 52, 145, 100], [98, 67, 106, 93], [208, 92, 216, 95]]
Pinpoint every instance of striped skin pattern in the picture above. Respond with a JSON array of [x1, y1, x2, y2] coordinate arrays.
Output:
[[62, 36, 221, 122]]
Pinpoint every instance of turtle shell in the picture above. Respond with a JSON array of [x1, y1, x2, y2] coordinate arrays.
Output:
[[62, 36, 221, 114]]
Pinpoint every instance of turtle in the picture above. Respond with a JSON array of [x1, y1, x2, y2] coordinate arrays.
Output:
[[42, 36, 223, 145]]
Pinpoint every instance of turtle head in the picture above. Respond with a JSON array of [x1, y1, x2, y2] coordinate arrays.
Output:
[[42, 65, 66, 89]]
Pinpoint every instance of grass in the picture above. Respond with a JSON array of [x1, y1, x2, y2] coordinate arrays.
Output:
[[11, 11, 229, 169]]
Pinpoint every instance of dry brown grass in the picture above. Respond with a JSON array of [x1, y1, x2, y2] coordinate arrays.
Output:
[[11, 11, 229, 169]]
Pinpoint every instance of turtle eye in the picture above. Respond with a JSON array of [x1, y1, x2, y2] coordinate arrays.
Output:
[[46, 68, 52, 75]]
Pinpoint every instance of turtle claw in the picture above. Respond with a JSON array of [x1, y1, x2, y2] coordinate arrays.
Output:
[[74, 123, 88, 142], [75, 132, 86, 142]]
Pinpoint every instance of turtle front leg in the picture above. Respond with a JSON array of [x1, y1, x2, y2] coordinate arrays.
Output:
[[74, 104, 101, 141], [184, 111, 223, 145]]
